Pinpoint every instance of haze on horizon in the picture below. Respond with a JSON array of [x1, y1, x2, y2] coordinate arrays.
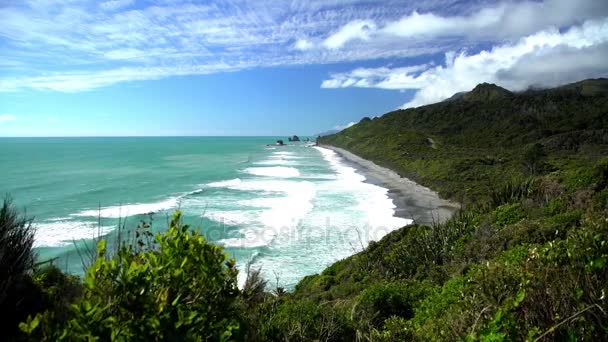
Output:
[[1, 0, 607, 137]]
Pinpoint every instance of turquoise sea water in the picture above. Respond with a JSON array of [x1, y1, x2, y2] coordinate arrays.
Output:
[[0, 137, 409, 288]]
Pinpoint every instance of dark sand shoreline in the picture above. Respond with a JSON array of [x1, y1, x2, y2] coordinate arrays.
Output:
[[320, 145, 460, 226]]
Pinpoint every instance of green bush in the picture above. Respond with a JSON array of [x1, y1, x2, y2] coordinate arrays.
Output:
[[356, 281, 434, 328], [370, 316, 413, 341], [544, 197, 567, 215], [547, 210, 583, 228], [494, 203, 526, 227], [22, 210, 240, 341], [265, 299, 354, 341]]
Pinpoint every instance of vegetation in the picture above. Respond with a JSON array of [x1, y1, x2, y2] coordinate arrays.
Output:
[[0, 196, 40, 340], [321, 79, 608, 204], [1, 79, 607, 340]]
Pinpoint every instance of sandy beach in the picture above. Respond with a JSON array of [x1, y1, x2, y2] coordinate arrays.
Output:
[[321, 145, 460, 226]]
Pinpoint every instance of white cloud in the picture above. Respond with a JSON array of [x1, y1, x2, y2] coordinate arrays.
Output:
[[323, 20, 376, 49], [48, 117, 58, 122], [0, 114, 17, 122], [326, 0, 608, 48], [0, 0, 606, 92], [294, 39, 313, 51], [381, 0, 606, 39], [1, 0, 430, 91], [321, 18, 608, 108], [334, 121, 356, 130], [322, 64, 429, 89], [0, 64, 242, 92], [100, 0, 133, 11]]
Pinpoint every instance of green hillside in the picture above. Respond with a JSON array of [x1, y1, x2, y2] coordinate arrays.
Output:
[[321, 79, 608, 204]]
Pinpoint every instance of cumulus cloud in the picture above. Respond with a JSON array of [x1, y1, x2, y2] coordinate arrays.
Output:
[[326, 0, 608, 48], [385, 0, 606, 39], [0, 114, 16, 122], [321, 18, 608, 108], [323, 20, 377, 49]]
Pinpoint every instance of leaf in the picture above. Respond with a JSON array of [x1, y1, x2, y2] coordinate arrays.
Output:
[[18, 315, 40, 334], [96, 239, 107, 257], [172, 294, 182, 306], [513, 290, 526, 307], [181, 256, 188, 268]]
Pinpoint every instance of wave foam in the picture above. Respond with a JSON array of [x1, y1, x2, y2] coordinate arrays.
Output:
[[205, 179, 316, 247], [73, 197, 178, 218], [219, 228, 276, 248], [207, 178, 242, 187], [314, 146, 411, 239], [206, 210, 260, 226], [270, 151, 304, 159], [34, 220, 114, 247], [253, 159, 298, 166], [243, 166, 300, 178]]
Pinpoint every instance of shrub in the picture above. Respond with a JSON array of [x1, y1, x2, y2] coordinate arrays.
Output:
[[356, 281, 434, 328], [494, 203, 525, 227], [490, 177, 538, 207], [22, 210, 240, 341], [370, 316, 413, 341], [266, 299, 354, 341]]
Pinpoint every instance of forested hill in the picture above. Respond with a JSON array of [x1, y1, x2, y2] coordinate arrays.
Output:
[[320, 78, 608, 203]]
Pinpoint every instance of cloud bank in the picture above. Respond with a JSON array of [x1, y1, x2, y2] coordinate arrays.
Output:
[[322, 18, 608, 108], [322, 0, 608, 48]]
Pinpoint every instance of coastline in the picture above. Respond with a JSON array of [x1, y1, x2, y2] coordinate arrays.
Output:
[[320, 144, 460, 226]]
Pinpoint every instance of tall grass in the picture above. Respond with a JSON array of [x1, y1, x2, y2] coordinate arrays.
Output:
[[0, 195, 36, 303], [0, 195, 39, 339]]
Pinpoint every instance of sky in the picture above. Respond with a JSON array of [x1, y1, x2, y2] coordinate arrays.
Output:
[[1, 0, 607, 136]]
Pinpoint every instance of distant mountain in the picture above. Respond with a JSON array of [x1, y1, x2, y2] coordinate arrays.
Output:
[[553, 78, 608, 96], [443, 83, 513, 103], [443, 79, 608, 104], [462, 82, 512, 101], [443, 91, 466, 102]]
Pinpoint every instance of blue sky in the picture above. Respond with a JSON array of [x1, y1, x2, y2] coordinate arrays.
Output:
[[1, 0, 607, 136]]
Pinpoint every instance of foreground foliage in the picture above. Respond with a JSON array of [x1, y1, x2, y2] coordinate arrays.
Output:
[[0, 196, 40, 340], [21, 211, 240, 341]]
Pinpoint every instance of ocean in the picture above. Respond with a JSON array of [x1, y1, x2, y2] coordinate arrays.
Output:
[[0, 137, 410, 288]]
